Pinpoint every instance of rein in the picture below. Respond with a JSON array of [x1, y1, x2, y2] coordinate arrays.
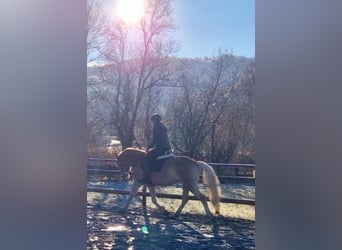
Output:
[[117, 151, 145, 177]]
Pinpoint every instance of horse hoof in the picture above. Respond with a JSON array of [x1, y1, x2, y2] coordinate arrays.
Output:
[[162, 210, 169, 216], [118, 208, 126, 214], [171, 214, 179, 220], [159, 207, 168, 214]]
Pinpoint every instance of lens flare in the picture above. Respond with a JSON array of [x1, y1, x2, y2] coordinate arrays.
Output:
[[141, 226, 149, 234], [116, 0, 145, 25]]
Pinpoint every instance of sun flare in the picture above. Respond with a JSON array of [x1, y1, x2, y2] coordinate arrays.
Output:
[[116, 0, 145, 25]]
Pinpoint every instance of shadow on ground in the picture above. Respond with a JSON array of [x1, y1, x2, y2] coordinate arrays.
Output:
[[87, 192, 255, 250]]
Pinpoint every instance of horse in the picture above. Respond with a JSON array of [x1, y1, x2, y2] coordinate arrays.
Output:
[[116, 147, 221, 218]]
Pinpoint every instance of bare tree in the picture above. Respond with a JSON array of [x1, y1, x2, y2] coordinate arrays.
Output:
[[167, 54, 239, 159], [86, 1, 255, 162], [233, 60, 255, 162], [87, 0, 109, 63], [210, 59, 255, 163], [96, 0, 178, 148]]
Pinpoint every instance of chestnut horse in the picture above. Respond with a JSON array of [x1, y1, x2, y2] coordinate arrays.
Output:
[[116, 147, 221, 217]]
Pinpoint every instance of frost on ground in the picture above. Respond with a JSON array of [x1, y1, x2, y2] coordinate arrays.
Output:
[[87, 190, 255, 249]]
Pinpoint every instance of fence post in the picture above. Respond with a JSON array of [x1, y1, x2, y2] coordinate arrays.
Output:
[[235, 167, 239, 176], [142, 185, 147, 207]]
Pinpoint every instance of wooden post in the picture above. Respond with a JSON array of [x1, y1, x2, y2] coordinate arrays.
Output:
[[235, 167, 239, 176], [142, 185, 147, 207]]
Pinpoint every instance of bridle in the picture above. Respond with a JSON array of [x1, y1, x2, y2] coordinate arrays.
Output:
[[114, 153, 130, 181], [114, 151, 145, 181], [115, 154, 137, 181]]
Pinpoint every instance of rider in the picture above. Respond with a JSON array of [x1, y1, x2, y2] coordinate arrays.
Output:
[[140, 113, 172, 183]]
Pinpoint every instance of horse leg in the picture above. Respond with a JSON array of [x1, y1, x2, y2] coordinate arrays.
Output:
[[190, 186, 213, 216], [148, 185, 167, 214], [120, 181, 142, 212], [174, 188, 190, 218]]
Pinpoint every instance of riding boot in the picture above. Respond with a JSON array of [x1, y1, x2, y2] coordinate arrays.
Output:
[[139, 160, 151, 184]]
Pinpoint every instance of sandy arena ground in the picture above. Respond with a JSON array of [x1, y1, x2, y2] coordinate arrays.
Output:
[[87, 188, 255, 249]]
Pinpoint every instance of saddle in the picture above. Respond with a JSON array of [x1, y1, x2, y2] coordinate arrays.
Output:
[[152, 150, 175, 172], [140, 150, 175, 184]]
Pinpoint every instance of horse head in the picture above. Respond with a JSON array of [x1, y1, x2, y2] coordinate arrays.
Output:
[[114, 151, 130, 181], [116, 148, 145, 181]]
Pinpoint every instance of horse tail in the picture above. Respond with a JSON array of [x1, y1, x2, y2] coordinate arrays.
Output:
[[196, 161, 221, 214]]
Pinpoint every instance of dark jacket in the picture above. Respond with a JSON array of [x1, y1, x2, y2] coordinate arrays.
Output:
[[148, 121, 171, 151]]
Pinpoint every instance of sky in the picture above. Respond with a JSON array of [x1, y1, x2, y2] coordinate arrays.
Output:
[[89, 0, 255, 65], [172, 0, 255, 58]]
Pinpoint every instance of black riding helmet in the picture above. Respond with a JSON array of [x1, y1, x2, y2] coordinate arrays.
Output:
[[150, 113, 162, 122]]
